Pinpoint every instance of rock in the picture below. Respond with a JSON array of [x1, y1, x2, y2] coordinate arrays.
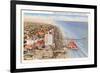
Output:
[[33, 49, 44, 59], [24, 54, 33, 60], [32, 47, 53, 59], [56, 53, 67, 59], [43, 49, 53, 59]]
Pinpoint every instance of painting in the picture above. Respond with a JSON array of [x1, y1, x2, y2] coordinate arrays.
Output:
[[23, 11, 88, 60], [11, 0, 97, 72]]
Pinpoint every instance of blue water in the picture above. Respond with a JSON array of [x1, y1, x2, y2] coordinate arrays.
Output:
[[55, 21, 88, 58], [55, 21, 88, 39], [69, 40, 88, 58]]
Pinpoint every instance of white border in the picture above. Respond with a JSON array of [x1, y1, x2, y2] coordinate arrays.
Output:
[[16, 4, 94, 69]]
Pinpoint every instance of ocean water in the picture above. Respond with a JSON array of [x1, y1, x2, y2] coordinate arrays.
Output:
[[55, 21, 88, 58]]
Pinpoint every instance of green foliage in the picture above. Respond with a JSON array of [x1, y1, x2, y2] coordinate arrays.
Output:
[[24, 22, 55, 38]]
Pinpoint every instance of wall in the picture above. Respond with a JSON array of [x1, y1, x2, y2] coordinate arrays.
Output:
[[0, 0, 99, 73]]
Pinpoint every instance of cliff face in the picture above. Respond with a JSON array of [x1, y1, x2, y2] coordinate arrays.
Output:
[[53, 26, 64, 50]]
